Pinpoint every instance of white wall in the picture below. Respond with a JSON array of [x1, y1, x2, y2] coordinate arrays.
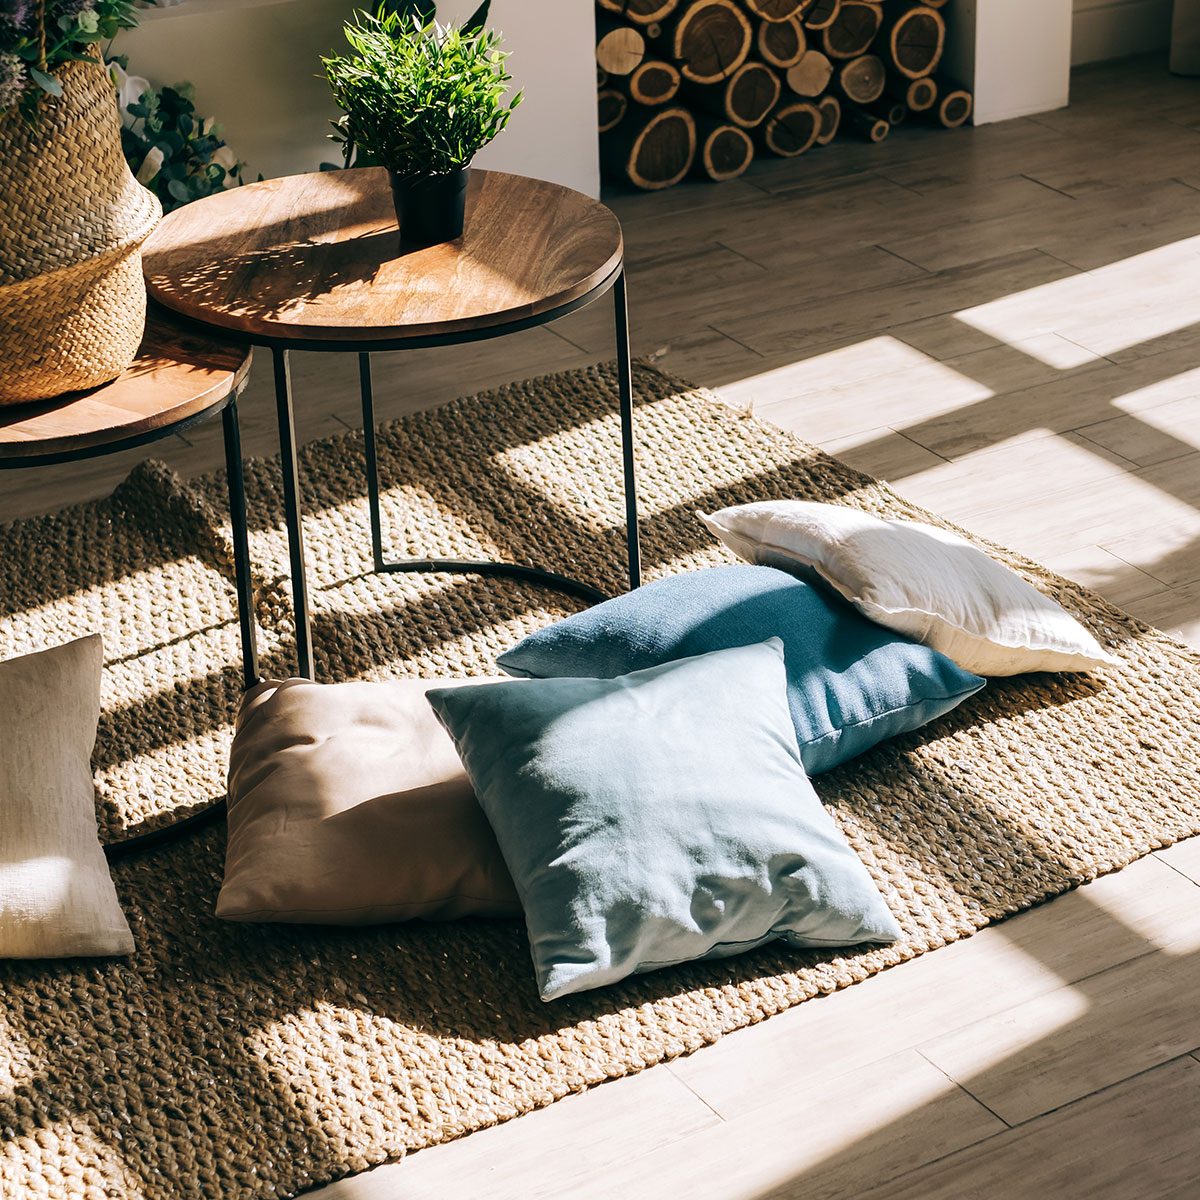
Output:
[[1073, 0, 1173, 64], [120, 0, 600, 195], [439, 0, 599, 194], [943, 0, 1073, 123]]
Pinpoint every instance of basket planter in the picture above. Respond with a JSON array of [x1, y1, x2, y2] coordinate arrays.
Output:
[[0, 59, 161, 405]]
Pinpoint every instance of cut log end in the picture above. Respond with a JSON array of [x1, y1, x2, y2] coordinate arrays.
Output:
[[785, 49, 834, 96], [694, 118, 755, 180], [885, 4, 946, 80], [743, 0, 810, 20], [822, 0, 883, 59], [845, 107, 890, 142], [900, 75, 938, 111], [837, 54, 886, 104], [759, 99, 821, 156], [757, 15, 807, 68], [596, 0, 681, 24], [726, 61, 783, 126], [629, 58, 682, 105], [803, 0, 842, 30], [936, 87, 973, 127], [815, 93, 841, 143], [596, 21, 647, 76], [602, 105, 698, 190], [671, 0, 753, 84], [598, 88, 628, 133]]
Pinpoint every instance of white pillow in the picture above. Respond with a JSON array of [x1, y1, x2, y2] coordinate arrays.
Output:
[[699, 501, 1119, 677], [0, 636, 134, 958]]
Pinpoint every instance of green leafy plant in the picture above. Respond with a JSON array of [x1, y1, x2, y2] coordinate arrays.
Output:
[[322, 4, 520, 177], [0, 0, 140, 117], [116, 68, 248, 212]]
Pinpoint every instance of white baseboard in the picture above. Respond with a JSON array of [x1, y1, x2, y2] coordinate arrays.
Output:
[[1072, 0, 1174, 64]]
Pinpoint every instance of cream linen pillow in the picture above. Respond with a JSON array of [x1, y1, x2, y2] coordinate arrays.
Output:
[[700, 501, 1119, 677], [0, 635, 134, 958], [217, 677, 521, 924]]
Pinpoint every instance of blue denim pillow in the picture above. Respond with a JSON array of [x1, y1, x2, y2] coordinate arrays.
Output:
[[428, 640, 903, 1001], [497, 565, 983, 775]]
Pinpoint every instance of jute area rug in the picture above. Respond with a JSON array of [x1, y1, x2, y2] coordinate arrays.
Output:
[[2, 363, 1199, 1199]]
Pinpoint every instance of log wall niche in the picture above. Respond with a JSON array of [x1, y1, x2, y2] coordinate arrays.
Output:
[[597, 0, 972, 189]]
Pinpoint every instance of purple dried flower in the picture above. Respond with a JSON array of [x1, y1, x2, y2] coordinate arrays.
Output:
[[0, 50, 26, 111], [0, 2, 33, 34]]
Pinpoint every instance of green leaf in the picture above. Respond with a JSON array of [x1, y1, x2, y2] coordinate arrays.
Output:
[[29, 68, 63, 98]]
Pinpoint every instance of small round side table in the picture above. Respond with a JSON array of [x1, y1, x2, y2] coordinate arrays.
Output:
[[142, 168, 639, 681], [0, 310, 260, 693]]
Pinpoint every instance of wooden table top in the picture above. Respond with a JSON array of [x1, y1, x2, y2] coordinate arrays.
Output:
[[0, 310, 251, 463], [142, 168, 625, 347]]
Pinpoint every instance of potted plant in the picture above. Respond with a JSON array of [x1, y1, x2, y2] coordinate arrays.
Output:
[[322, 3, 522, 247], [0, 1, 161, 404]]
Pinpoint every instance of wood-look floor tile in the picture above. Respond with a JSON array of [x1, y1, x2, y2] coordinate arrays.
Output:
[[596, 1052, 1003, 1200], [1039, 545, 1171, 607], [817, 427, 947, 482], [713, 250, 1078, 358], [918, 929, 1200, 1124], [1123, 583, 1200, 649], [1075, 396, 1200, 467], [858, 1056, 1200, 1200], [1157, 836, 1200, 885], [670, 855, 1200, 1121], [311, 1066, 721, 1200]]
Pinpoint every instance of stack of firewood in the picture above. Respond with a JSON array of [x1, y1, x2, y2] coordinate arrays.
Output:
[[596, 0, 972, 189]]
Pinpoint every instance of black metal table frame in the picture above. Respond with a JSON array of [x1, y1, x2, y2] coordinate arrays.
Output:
[[251, 260, 639, 681], [0, 388, 262, 858]]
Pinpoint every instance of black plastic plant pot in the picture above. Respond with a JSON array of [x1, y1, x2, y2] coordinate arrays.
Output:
[[388, 166, 469, 247]]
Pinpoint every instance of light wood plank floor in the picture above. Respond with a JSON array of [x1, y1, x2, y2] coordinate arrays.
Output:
[[7, 52, 1200, 1200]]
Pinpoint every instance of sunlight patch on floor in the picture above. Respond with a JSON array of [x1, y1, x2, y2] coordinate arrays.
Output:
[[717, 336, 977, 408], [955, 236, 1200, 365], [918, 985, 1091, 1083]]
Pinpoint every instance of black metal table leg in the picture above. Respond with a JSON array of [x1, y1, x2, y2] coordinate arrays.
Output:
[[222, 395, 261, 690], [614, 269, 641, 591], [358, 351, 612, 606], [360, 351, 387, 574], [272, 348, 316, 680]]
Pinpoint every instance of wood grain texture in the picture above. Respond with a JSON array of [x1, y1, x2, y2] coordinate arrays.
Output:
[[0, 309, 249, 460], [594, 1051, 1004, 1200], [143, 169, 624, 345], [858, 1057, 1200, 1200]]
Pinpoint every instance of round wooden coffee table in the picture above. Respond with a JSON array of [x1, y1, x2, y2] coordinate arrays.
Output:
[[0, 310, 259, 689], [142, 167, 639, 680], [0, 310, 260, 855]]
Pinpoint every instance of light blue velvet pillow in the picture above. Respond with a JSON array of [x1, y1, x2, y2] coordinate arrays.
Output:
[[497, 565, 984, 775], [427, 640, 903, 1002]]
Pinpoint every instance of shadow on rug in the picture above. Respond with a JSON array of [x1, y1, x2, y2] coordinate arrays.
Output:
[[1, 362, 1198, 1199]]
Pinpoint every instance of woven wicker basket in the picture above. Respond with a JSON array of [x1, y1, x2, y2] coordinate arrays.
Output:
[[0, 58, 161, 405]]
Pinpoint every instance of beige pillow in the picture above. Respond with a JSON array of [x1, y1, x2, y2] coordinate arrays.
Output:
[[217, 677, 521, 924], [700, 501, 1119, 677], [0, 635, 134, 958]]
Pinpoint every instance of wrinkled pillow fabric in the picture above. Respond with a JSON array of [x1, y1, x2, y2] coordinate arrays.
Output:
[[497, 564, 983, 775], [218, 677, 520, 924], [700, 501, 1119, 676], [0, 635, 134, 959], [429, 640, 902, 1001]]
